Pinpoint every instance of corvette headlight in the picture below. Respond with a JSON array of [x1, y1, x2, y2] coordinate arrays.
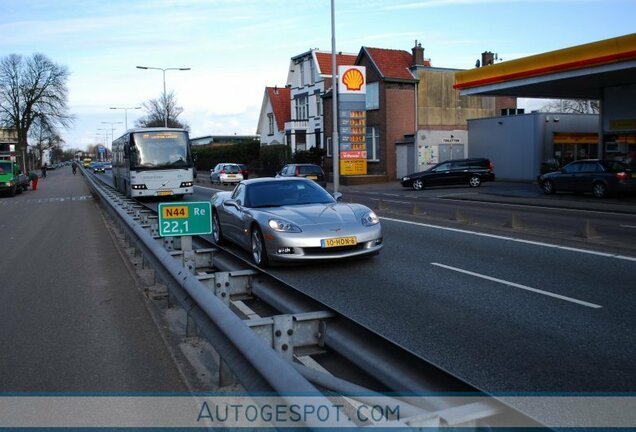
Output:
[[268, 219, 302, 233], [361, 211, 380, 226]]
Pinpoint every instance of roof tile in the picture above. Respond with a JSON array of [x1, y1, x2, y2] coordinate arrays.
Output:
[[364, 47, 425, 81], [266, 86, 291, 132], [315, 52, 357, 75]]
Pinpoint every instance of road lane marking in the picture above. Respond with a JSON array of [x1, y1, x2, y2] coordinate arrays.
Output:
[[431, 263, 603, 309], [620, 225, 636, 229], [380, 216, 636, 263], [371, 198, 410, 204]]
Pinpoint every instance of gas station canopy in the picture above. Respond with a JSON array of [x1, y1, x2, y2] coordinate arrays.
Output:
[[454, 33, 636, 100]]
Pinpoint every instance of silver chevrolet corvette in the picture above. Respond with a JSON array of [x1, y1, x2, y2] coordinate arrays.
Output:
[[210, 177, 383, 267]]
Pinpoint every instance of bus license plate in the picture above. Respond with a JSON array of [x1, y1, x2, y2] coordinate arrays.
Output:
[[321, 236, 357, 248], [158, 190, 173, 196]]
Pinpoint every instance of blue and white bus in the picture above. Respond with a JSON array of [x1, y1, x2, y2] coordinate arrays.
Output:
[[111, 128, 194, 198]]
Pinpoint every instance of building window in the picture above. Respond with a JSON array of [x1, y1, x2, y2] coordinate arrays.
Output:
[[315, 96, 322, 118], [295, 96, 309, 120], [366, 127, 380, 161], [267, 113, 274, 136], [326, 137, 332, 157], [366, 82, 379, 110]]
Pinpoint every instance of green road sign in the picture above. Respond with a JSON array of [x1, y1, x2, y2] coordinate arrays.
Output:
[[158, 201, 212, 237]]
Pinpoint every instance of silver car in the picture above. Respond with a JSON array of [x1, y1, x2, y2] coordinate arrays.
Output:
[[210, 177, 383, 266]]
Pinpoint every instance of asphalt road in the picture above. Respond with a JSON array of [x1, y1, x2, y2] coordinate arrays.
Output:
[[87, 173, 636, 393], [269, 217, 636, 393], [0, 168, 187, 392], [188, 178, 636, 393]]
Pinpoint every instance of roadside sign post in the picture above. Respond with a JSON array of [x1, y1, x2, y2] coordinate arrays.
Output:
[[158, 202, 212, 274], [158, 201, 212, 238]]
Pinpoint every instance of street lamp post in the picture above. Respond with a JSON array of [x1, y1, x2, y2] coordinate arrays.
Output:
[[101, 121, 123, 159], [331, 0, 339, 193], [136, 66, 191, 127], [109, 106, 141, 130]]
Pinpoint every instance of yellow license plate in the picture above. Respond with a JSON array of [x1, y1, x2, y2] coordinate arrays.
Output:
[[227, 174, 235, 178], [157, 190, 173, 196], [321, 236, 357, 248], [307, 175, 318, 180]]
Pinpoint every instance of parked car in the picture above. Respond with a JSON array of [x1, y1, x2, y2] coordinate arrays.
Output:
[[400, 158, 495, 190], [539, 159, 636, 198], [210, 163, 244, 185], [238, 163, 249, 180], [210, 177, 382, 267], [276, 163, 327, 188]]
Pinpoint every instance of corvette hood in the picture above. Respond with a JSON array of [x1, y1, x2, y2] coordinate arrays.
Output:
[[256, 203, 365, 227]]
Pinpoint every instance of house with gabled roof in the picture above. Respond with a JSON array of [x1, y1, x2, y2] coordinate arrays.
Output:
[[284, 49, 357, 153], [256, 86, 291, 146]]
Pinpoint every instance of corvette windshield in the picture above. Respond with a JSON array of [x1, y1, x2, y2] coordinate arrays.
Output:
[[247, 180, 335, 208]]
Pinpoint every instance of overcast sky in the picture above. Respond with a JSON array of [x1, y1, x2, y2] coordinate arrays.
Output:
[[2, 0, 635, 151]]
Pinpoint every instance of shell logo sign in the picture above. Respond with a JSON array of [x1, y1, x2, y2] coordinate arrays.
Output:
[[338, 66, 366, 94], [342, 68, 364, 91]]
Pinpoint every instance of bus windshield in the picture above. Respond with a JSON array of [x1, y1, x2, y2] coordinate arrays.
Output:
[[130, 130, 192, 169]]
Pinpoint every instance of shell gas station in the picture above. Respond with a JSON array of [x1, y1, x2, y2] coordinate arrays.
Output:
[[454, 33, 636, 179]]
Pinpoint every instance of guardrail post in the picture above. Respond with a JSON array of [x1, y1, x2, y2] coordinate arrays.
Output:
[[163, 237, 174, 251], [273, 315, 294, 361], [181, 236, 196, 274]]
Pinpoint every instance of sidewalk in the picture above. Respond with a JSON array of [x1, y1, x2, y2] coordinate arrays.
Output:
[[0, 167, 187, 392]]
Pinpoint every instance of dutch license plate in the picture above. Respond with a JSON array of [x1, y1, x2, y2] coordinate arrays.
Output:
[[227, 174, 235, 178], [321, 236, 357, 248], [307, 175, 318, 180], [158, 190, 173, 196]]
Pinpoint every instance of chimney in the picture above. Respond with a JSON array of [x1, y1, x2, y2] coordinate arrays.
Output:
[[273, 85, 278, 95], [482, 51, 495, 66], [412, 40, 425, 67]]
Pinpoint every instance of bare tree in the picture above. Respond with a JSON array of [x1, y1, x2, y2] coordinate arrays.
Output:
[[0, 53, 73, 168], [540, 99, 600, 114], [135, 91, 189, 129], [29, 115, 65, 168]]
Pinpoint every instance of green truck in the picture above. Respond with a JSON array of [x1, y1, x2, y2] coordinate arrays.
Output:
[[0, 160, 29, 196]]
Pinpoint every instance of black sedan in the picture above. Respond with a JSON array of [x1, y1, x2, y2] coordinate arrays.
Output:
[[400, 158, 495, 190], [539, 159, 636, 198]]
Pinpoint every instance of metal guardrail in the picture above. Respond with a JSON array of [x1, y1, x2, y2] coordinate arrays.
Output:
[[81, 170, 546, 429]]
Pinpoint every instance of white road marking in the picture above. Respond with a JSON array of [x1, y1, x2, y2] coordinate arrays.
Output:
[[380, 216, 636, 262], [371, 198, 410, 205], [431, 263, 603, 309], [620, 224, 636, 229]]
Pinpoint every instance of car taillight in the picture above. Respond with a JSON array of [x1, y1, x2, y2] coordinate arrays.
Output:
[[616, 171, 627, 181], [295, 167, 299, 176], [489, 162, 494, 173], [220, 169, 225, 174]]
